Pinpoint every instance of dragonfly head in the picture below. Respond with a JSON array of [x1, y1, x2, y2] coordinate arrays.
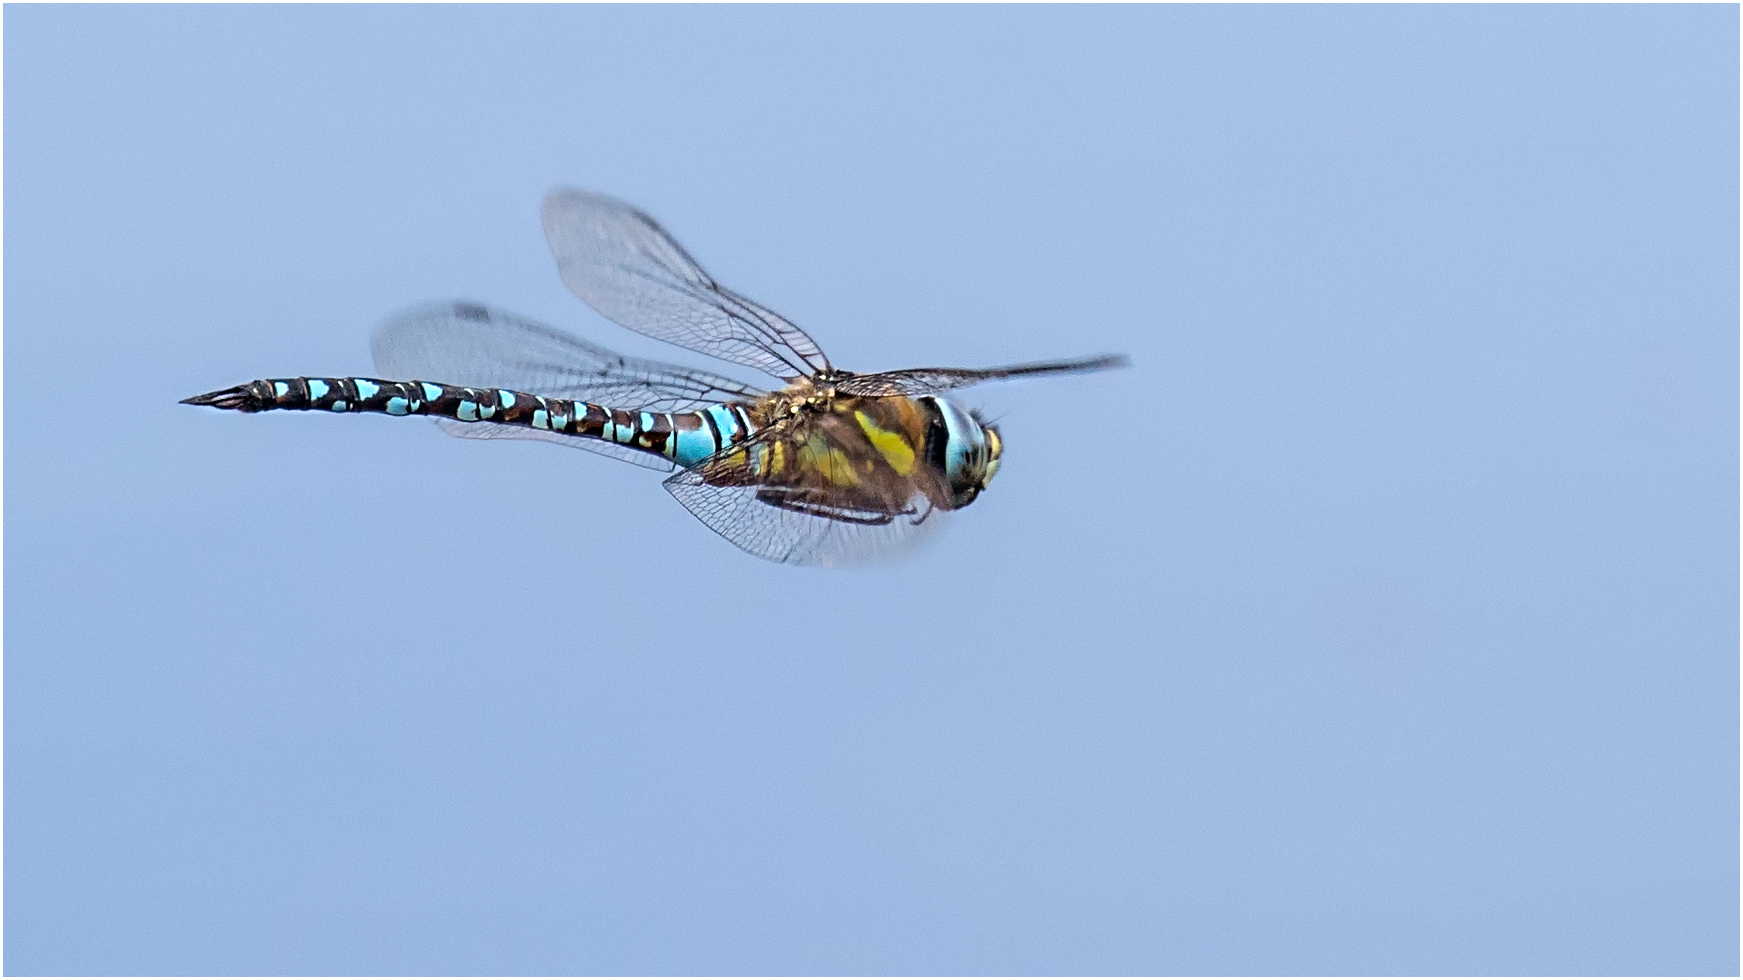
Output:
[[922, 396, 1003, 508]]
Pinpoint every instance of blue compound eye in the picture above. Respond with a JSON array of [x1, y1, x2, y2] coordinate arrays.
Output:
[[923, 395, 995, 508]]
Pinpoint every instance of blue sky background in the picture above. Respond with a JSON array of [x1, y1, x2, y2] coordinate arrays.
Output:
[[6, 5, 1736, 975]]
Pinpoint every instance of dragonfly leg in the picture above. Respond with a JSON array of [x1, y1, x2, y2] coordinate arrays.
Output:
[[754, 488, 897, 526]]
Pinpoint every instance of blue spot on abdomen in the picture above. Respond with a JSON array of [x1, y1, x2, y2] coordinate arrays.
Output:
[[673, 426, 720, 466], [706, 404, 741, 442]]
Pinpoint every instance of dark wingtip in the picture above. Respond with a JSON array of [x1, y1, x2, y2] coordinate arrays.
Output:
[[181, 384, 265, 412], [1022, 353, 1131, 377]]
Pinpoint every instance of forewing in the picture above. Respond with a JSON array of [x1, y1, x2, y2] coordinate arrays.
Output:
[[663, 424, 946, 566], [835, 354, 1130, 397], [542, 189, 832, 381]]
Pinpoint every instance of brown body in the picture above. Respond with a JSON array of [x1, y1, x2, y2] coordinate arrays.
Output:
[[711, 384, 954, 521]]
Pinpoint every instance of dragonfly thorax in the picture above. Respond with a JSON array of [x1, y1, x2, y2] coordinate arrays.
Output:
[[772, 375, 838, 415]]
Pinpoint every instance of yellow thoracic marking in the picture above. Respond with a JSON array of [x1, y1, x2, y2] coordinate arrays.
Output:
[[766, 440, 785, 476], [799, 434, 860, 487], [854, 410, 916, 477]]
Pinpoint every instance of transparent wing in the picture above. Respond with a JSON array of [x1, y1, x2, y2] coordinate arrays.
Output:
[[542, 189, 832, 381], [372, 301, 766, 409], [834, 354, 1130, 397], [663, 423, 946, 567], [372, 301, 765, 471]]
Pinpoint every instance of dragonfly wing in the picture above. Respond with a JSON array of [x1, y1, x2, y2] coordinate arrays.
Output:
[[372, 301, 766, 411], [542, 189, 832, 381], [834, 354, 1130, 397], [371, 301, 756, 469], [663, 422, 947, 566]]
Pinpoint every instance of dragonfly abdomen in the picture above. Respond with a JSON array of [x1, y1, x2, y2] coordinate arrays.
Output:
[[181, 376, 756, 466]]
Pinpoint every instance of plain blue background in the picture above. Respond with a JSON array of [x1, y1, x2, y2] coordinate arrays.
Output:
[[6, 5, 1737, 975]]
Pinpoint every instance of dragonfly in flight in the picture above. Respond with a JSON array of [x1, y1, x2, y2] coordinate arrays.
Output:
[[185, 190, 1127, 565]]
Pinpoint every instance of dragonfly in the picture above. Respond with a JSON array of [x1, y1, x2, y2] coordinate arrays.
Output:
[[184, 190, 1127, 565]]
